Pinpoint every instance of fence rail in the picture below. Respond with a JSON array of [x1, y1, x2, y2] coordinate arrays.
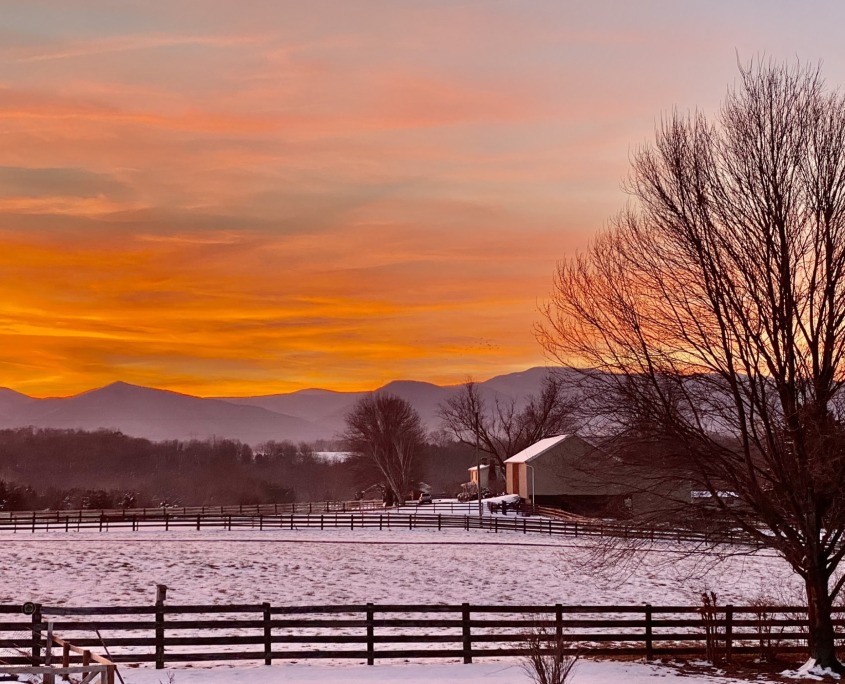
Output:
[[0, 499, 384, 522], [0, 508, 759, 547], [0, 602, 832, 669]]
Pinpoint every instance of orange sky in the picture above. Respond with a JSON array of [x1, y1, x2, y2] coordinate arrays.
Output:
[[1, 1, 844, 397]]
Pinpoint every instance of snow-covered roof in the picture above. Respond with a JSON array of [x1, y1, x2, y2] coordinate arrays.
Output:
[[467, 464, 490, 472], [504, 434, 573, 464]]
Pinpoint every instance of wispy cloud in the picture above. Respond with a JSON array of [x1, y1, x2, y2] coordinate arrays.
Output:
[[0, 1, 841, 394], [8, 32, 272, 63]]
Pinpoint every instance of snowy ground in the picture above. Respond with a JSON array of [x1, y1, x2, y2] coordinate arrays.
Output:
[[118, 659, 794, 684], [0, 526, 802, 607], [0, 526, 814, 682]]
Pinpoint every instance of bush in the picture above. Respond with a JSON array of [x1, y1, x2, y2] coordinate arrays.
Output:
[[520, 623, 579, 684]]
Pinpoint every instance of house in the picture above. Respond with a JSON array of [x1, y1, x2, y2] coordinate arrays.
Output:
[[504, 434, 632, 517], [467, 460, 504, 494]]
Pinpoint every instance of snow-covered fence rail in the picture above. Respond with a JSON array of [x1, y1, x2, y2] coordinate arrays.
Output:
[[0, 602, 834, 667], [0, 509, 760, 547]]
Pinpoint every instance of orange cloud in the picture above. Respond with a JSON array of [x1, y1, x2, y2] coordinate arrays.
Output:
[[4, 1, 797, 396], [0, 213, 563, 396]]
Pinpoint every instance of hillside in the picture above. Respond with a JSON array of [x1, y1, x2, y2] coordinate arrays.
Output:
[[0, 367, 566, 445]]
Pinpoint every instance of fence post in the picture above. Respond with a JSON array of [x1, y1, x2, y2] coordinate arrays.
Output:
[[644, 604, 653, 661], [44, 620, 54, 684], [155, 584, 167, 669], [31, 603, 42, 665], [263, 602, 272, 665], [725, 604, 733, 663], [462, 603, 472, 664], [555, 603, 563, 642], [366, 603, 375, 665]]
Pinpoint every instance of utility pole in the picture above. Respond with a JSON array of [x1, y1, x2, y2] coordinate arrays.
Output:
[[475, 410, 482, 520]]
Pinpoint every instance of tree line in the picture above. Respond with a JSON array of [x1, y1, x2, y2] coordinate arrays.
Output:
[[0, 427, 477, 510]]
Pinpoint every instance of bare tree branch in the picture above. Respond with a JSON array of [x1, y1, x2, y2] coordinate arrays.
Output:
[[342, 393, 425, 506], [437, 374, 579, 474], [540, 58, 845, 671]]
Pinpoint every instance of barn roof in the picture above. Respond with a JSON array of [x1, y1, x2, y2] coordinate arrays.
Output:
[[504, 434, 575, 464]]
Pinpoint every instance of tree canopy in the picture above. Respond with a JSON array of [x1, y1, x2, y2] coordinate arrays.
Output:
[[540, 60, 845, 670], [343, 393, 426, 505]]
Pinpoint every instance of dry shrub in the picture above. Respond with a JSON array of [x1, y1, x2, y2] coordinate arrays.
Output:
[[520, 623, 579, 684]]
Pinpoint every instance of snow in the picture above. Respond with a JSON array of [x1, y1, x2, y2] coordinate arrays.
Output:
[[0, 525, 814, 682], [115, 659, 788, 683], [783, 659, 843, 680], [504, 434, 572, 463], [0, 527, 801, 607]]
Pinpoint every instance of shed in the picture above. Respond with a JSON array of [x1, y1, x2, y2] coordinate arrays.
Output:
[[504, 434, 630, 516], [467, 463, 491, 490]]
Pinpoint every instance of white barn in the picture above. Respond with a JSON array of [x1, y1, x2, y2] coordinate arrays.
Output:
[[504, 434, 630, 516]]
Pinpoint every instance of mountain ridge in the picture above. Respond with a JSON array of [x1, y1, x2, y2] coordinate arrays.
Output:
[[0, 367, 564, 445]]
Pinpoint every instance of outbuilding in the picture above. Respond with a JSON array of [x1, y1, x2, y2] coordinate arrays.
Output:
[[504, 434, 631, 517]]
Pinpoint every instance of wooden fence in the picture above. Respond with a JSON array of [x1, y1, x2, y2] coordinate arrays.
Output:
[[0, 498, 383, 523], [0, 602, 835, 668], [0, 508, 758, 548]]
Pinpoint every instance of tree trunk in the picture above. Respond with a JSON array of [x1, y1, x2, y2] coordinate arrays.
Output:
[[805, 568, 843, 672]]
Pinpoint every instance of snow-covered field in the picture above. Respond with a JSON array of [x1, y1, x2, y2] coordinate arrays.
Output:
[[120, 659, 797, 683], [0, 526, 801, 607], [0, 526, 811, 682]]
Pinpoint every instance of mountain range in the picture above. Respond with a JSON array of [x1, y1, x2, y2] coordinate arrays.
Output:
[[0, 367, 565, 445]]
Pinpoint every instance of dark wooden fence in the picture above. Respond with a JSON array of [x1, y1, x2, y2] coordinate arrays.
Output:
[[0, 602, 835, 668], [0, 499, 383, 523], [0, 507, 758, 547]]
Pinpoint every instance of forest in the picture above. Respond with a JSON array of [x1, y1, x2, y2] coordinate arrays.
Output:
[[0, 427, 476, 510]]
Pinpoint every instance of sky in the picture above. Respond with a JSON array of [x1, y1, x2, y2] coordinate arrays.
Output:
[[2, 1, 845, 397]]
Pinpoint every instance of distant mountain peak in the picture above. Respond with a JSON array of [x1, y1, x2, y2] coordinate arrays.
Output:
[[89, 381, 193, 399], [102, 380, 135, 390], [0, 387, 34, 400], [0, 367, 568, 445], [379, 379, 442, 391]]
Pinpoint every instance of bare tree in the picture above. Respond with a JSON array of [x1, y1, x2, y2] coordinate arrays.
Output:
[[342, 393, 425, 506], [540, 59, 845, 671], [438, 374, 578, 472]]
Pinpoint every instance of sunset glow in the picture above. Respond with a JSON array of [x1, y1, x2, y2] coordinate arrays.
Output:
[[2, 1, 844, 396]]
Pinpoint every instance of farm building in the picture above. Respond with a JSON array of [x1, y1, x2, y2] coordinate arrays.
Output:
[[504, 434, 632, 517], [467, 460, 504, 493]]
